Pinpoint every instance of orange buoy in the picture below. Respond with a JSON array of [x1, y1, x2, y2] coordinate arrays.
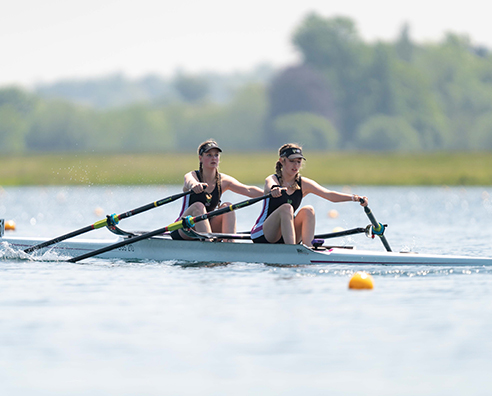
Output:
[[349, 271, 374, 290], [328, 209, 339, 219], [5, 220, 16, 231], [94, 207, 104, 217]]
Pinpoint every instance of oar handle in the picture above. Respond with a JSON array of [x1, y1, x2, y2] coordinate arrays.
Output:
[[360, 199, 392, 252], [68, 193, 272, 263]]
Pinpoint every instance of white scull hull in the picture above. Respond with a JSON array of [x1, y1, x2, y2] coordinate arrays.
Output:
[[1, 234, 491, 266]]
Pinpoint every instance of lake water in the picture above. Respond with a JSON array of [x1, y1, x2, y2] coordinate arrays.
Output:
[[1, 185, 492, 396]]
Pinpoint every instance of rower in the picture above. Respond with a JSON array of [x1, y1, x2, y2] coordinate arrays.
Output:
[[170, 139, 263, 241], [251, 143, 368, 248]]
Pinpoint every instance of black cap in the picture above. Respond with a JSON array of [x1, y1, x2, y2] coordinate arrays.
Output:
[[280, 147, 306, 160], [199, 142, 223, 156]]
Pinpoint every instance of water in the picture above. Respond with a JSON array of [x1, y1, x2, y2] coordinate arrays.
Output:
[[1, 185, 492, 396]]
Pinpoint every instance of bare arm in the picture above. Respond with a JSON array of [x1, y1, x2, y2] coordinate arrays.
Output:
[[221, 174, 264, 198], [302, 177, 368, 206], [263, 175, 284, 198], [183, 171, 207, 194]]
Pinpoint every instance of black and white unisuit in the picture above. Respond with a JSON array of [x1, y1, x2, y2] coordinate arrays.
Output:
[[171, 170, 221, 240], [251, 175, 303, 244]]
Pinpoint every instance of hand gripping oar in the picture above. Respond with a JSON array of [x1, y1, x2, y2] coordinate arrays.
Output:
[[360, 199, 392, 252], [24, 190, 193, 254], [67, 193, 272, 263]]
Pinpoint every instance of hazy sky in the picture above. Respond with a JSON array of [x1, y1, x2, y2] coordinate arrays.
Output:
[[2, 0, 490, 87]]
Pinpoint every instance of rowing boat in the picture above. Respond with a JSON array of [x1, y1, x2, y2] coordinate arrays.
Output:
[[1, 191, 491, 266], [1, 231, 491, 266]]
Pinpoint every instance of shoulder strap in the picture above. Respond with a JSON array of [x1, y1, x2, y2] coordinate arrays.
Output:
[[195, 170, 202, 182]]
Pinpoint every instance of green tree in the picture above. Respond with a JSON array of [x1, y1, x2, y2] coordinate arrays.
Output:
[[168, 84, 267, 151], [0, 105, 28, 153], [395, 23, 414, 62], [25, 101, 94, 151], [273, 112, 339, 150], [292, 14, 371, 146], [0, 87, 38, 115], [415, 34, 492, 149], [470, 113, 492, 149], [174, 73, 209, 103], [219, 84, 267, 150], [100, 105, 175, 152], [364, 43, 401, 117], [393, 61, 449, 150], [356, 115, 421, 151], [265, 65, 335, 148]]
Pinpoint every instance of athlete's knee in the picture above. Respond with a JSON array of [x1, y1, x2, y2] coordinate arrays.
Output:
[[301, 205, 315, 217], [189, 202, 207, 214], [279, 203, 294, 218]]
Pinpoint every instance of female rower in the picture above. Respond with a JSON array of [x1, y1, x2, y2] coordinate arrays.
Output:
[[251, 143, 368, 247], [171, 139, 263, 240]]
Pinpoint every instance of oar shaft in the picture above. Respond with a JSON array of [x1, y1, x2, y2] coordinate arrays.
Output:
[[23, 225, 95, 253], [117, 191, 193, 220], [314, 227, 367, 239], [68, 193, 271, 263], [24, 190, 192, 254], [67, 221, 183, 263], [363, 205, 392, 252]]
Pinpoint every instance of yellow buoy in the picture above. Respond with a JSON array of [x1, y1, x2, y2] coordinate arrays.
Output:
[[349, 271, 374, 290], [328, 209, 339, 219], [5, 220, 16, 231], [332, 226, 345, 233]]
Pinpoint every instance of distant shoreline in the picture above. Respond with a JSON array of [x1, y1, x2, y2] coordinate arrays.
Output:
[[1, 152, 491, 186]]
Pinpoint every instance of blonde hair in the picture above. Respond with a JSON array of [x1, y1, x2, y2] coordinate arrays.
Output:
[[275, 143, 302, 190]]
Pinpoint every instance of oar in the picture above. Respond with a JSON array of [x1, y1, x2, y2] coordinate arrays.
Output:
[[24, 190, 193, 254], [68, 193, 272, 263], [176, 226, 370, 242], [314, 226, 369, 240], [360, 200, 392, 252]]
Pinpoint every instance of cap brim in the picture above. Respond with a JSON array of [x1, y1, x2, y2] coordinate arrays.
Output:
[[288, 154, 306, 160], [203, 146, 222, 153]]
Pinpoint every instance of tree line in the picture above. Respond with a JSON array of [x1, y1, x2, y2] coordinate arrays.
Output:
[[2, 13, 492, 154]]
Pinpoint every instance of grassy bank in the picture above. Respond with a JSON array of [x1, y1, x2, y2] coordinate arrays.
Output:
[[1, 152, 492, 186]]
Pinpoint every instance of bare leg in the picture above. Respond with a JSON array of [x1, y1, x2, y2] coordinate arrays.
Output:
[[177, 202, 210, 240], [262, 204, 296, 244], [294, 205, 316, 246], [210, 202, 236, 241]]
